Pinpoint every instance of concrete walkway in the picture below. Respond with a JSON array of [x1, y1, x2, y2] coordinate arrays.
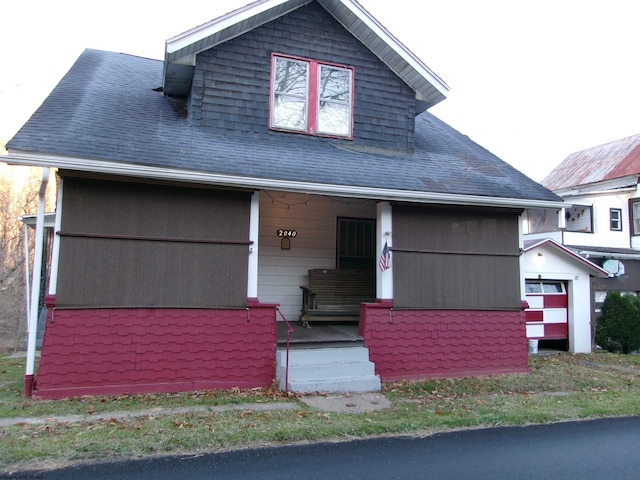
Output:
[[0, 392, 392, 427]]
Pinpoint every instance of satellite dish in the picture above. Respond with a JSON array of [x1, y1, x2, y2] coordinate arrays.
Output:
[[602, 259, 625, 277]]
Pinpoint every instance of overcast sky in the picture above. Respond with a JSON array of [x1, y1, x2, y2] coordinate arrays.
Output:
[[1, 0, 639, 181]]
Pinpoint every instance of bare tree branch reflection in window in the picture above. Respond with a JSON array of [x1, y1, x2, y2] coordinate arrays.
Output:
[[273, 58, 308, 130], [318, 65, 351, 136]]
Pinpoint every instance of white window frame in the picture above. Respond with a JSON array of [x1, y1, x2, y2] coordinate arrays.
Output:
[[610, 208, 622, 231]]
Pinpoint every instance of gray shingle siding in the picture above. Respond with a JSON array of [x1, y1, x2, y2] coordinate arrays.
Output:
[[189, 2, 415, 151]]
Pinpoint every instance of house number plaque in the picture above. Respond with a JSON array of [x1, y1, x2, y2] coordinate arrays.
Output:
[[277, 229, 297, 237]]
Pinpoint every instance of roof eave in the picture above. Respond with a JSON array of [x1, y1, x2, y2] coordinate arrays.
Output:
[[4, 151, 563, 210], [524, 239, 609, 278]]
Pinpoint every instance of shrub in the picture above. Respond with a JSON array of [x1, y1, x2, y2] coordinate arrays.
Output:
[[595, 292, 640, 354]]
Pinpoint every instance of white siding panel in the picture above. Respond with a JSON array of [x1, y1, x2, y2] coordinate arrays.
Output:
[[526, 296, 544, 308], [257, 192, 376, 321], [526, 324, 544, 338], [543, 308, 567, 324]]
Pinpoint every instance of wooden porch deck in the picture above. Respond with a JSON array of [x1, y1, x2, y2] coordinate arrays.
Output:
[[276, 322, 363, 348]]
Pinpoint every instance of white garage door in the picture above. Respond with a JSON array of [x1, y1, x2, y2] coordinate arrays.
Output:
[[525, 280, 568, 340]]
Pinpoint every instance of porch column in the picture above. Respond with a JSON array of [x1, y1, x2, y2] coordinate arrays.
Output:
[[25, 167, 49, 397], [518, 212, 525, 302], [48, 177, 64, 296], [247, 191, 259, 300], [376, 201, 393, 300]]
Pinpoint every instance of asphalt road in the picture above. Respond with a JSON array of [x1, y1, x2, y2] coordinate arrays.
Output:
[[21, 417, 640, 479]]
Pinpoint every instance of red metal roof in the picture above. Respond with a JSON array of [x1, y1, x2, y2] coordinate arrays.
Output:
[[541, 134, 640, 191]]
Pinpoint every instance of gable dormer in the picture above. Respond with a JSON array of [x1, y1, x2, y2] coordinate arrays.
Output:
[[162, 0, 449, 151]]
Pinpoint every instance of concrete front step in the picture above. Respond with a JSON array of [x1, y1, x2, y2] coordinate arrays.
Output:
[[287, 376, 382, 394], [276, 346, 381, 394]]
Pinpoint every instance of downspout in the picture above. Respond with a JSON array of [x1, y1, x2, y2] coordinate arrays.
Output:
[[24, 167, 49, 398]]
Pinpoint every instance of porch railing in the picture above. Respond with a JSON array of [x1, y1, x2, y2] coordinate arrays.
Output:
[[275, 307, 294, 393]]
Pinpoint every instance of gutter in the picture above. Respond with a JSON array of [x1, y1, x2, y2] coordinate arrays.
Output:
[[558, 186, 637, 199], [578, 249, 640, 261], [4, 152, 565, 210]]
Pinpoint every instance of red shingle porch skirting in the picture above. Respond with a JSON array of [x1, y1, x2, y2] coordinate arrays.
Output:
[[34, 300, 276, 400], [360, 303, 529, 382]]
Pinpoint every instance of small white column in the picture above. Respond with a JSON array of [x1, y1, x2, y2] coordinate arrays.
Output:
[[376, 201, 393, 300], [247, 191, 260, 299], [558, 208, 566, 229], [22, 222, 31, 330]]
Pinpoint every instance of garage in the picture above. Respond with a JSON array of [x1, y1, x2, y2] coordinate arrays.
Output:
[[522, 239, 608, 353]]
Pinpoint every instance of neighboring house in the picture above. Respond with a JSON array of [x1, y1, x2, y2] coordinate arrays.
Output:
[[524, 134, 640, 351], [5, 0, 562, 400]]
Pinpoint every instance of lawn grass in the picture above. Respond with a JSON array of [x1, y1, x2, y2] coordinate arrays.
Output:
[[1, 351, 639, 473], [0, 356, 293, 420]]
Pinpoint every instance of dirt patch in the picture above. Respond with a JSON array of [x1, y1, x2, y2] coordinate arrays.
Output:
[[580, 361, 640, 375]]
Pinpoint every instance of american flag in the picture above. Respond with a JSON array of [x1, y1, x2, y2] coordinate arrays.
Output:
[[379, 241, 391, 271]]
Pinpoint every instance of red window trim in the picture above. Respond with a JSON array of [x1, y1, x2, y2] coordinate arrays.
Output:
[[269, 53, 354, 140]]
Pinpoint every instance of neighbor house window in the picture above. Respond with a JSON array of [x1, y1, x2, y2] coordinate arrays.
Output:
[[270, 54, 353, 138], [564, 204, 593, 233], [610, 208, 622, 231], [631, 200, 640, 235]]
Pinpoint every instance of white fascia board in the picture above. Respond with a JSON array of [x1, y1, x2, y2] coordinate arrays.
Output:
[[4, 152, 566, 210], [525, 239, 609, 278], [324, 0, 449, 98], [554, 175, 639, 197], [166, 0, 301, 59]]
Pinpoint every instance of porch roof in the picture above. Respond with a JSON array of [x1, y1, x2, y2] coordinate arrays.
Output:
[[5, 49, 562, 209]]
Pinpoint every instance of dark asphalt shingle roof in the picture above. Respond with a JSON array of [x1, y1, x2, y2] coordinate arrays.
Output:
[[7, 49, 560, 204]]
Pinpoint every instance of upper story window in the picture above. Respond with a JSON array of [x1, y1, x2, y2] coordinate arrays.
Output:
[[610, 208, 622, 231], [564, 205, 593, 233], [631, 200, 640, 235], [270, 54, 354, 139]]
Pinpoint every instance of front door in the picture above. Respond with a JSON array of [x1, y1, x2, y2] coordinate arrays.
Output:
[[337, 217, 375, 270]]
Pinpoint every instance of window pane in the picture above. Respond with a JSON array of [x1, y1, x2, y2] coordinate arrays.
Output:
[[273, 95, 306, 130], [274, 58, 308, 96], [319, 66, 350, 101], [317, 65, 351, 136], [565, 205, 592, 232], [318, 102, 349, 136], [633, 202, 640, 234], [610, 209, 622, 230], [525, 282, 542, 294], [542, 282, 563, 293]]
